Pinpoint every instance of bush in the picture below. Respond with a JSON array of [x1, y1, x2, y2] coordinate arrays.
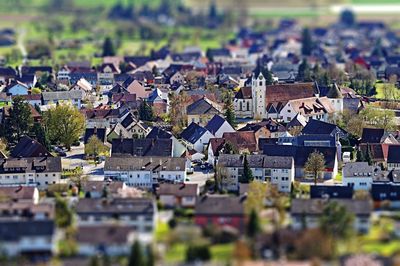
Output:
[[185, 244, 211, 262]]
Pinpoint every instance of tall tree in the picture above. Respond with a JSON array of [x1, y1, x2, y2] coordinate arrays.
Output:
[[301, 28, 313, 56], [44, 104, 85, 150], [246, 209, 260, 238], [32, 122, 51, 150], [297, 59, 312, 82], [2, 96, 33, 144], [84, 135, 109, 162], [55, 194, 73, 228], [304, 150, 325, 185], [241, 155, 253, 183], [102, 37, 116, 57], [224, 91, 236, 128], [139, 101, 154, 121], [128, 241, 144, 266]]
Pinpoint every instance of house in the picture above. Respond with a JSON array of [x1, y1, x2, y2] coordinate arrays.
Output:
[[0, 186, 39, 204], [104, 156, 187, 188], [0, 66, 17, 83], [217, 154, 294, 192], [70, 78, 93, 97], [310, 185, 354, 199], [107, 113, 149, 141], [239, 118, 287, 139], [83, 127, 107, 144], [125, 79, 149, 99], [180, 122, 214, 153], [10, 136, 52, 158], [77, 225, 135, 256], [97, 63, 120, 86], [85, 107, 130, 128], [0, 220, 57, 258], [291, 199, 372, 233], [157, 183, 199, 208], [195, 195, 245, 231], [147, 88, 168, 115], [205, 114, 235, 138], [0, 157, 62, 189], [342, 162, 384, 190], [13, 94, 42, 106], [146, 127, 187, 158], [359, 143, 388, 168], [301, 119, 348, 140], [187, 97, 222, 126], [223, 131, 258, 154], [387, 145, 400, 170], [42, 90, 84, 108], [234, 86, 252, 118], [82, 181, 128, 198], [5, 81, 29, 95], [111, 138, 173, 157], [371, 183, 400, 208], [111, 93, 139, 109], [263, 145, 338, 180], [279, 96, 335, 123], [207, 138, 226, 166], [360, 128, 385, 144], [75, 197, 155, 243]]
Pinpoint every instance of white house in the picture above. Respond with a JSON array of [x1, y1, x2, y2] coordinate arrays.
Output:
[[342, 162, 381, 191], [180, 122, 214, 153], [104, 157, 188, 188], [205, 114, 235, 138], [0, 157, 62, 190]]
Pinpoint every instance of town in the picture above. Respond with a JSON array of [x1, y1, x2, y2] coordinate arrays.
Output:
[[0, 0, 400, 265]]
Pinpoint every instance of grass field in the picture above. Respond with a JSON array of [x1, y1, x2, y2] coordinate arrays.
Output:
[[165, 243, 234, 263]]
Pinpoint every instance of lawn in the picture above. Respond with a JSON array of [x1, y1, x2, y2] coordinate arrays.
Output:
[[375, 83, 388, 99], [165, 243, 234, 264], [334, 172, 342, 182]]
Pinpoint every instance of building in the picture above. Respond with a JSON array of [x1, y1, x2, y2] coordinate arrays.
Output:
[[204, 114, 235, 138], [75, 197, 156, 243], [234, 86, 253, 118], [157, 183, 199, 208], [186, 97, 221, 126], [0, 186, 39, 204], [104, 156, 188, 188], [0, 157, 62, 189], [387, 145, 400, 170], [42, 90, 84, 109], [111, 138, 173, 157], [342, 162, 383, 191], [291, 199, 372, 233], [217, 154, 294, 192], [194, 195, 246, 231], [180, 122, 214, 153]]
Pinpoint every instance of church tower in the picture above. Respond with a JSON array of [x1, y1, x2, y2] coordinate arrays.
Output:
[[251, 63, 267, 118]]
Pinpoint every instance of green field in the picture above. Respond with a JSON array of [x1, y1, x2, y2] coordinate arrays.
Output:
[[165, 243, 234, 263]]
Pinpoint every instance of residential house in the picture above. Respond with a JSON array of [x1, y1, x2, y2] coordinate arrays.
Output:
[[85, 107, 130, 128], [204, 114, 235, 138], [207, 138, 226, 166], [97, 63, 120, 86], [0, 186, 40, 204], [187, 97, 222, 127], [111, 138, 173, 157], [194, 195, 245, 231], [263, 145, 338, 180], [217, 154, 294, 192], [70, 78, 93, 98], [147, 88, 168, 115], [76, 225, 135, 256], [387, 145, 400, 170], [301, 119, 348, 140], [157, 183, 199, 208], [82, 181, 128, 198], [146, 127, 187, 158], [180, 122, 214, 153], [310, 185, 354, 199], [342, 162, 384, 190], [0, 67, 17, 83], [42, 90, 84, 109], [223, 131, 258, 154], [10, 136, 52, 158], [75, 197, 155, 243], [291, 199, 372, 233], [83, 127, 108, 144], [5, 81, 29, 96], [0, 157, 62, 189], [239, 118, 287, 139], [104, 156, 187, 188], [279, 96, 335, 123]]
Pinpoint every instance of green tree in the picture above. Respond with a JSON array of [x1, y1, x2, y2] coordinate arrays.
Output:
[[88, 256, 100, 266], [55, 194, 73, 228], [32, 122, 51, 150], [84, 135, 109, 163], [359, 106, 396, 131], [297, 59, 312, 82], [340, 9, 356, 26], [185, 244, 211, 262], [2, 96, 33, 144], [246, 209, 260, 238], [304, 151, 325, 185], [139, 101, 154, 121], [128, 241, 144, 266], [240, 155, 253, 183], [244, 181, 266, 214], [44, 104, 85, 150], [301, 28, 312, 56], [102, 37, 116, 57], [224, 92, 236, 128], [146, 245, 155, 266]]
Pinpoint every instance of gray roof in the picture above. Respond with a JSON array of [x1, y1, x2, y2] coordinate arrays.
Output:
[[76, 198, 154, 215], [0, 157, 62, 174], [218, 154, 293, 169], [157, 183, 198, 197], [291, 199, 372, 216], [105, 156, 186, 172], [195, 195, 245, 216], [343, 162, 381, 178], [77, 225, 133, 245], [0, 220, 54, 241], [42, 90, 84, 101]]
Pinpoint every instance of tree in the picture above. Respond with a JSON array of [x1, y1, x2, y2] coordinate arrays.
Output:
[[102, 37, 116, 57], [297, 59, 312, 82], [169, 92, 190, 135], [139, 101, 154, 121], [2, 96, 33, 144], [223, 91, 236, 128], [44, 104, 85, 150], [241, 155, 253, 183], [32, 122, 51, 150], [359, 106, 396, 131], [146, 245, 155, 266], [301, 28, 312, 56], [304, 151, 325, 185], [55, 194, 73, 228], [244, 181, 266, 214], [185, 244, 211, 262], [88, 256, 100, 266], [84, 135, 109, 163], [128, 241, 144, 266], [246, 209, 260, 238]]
